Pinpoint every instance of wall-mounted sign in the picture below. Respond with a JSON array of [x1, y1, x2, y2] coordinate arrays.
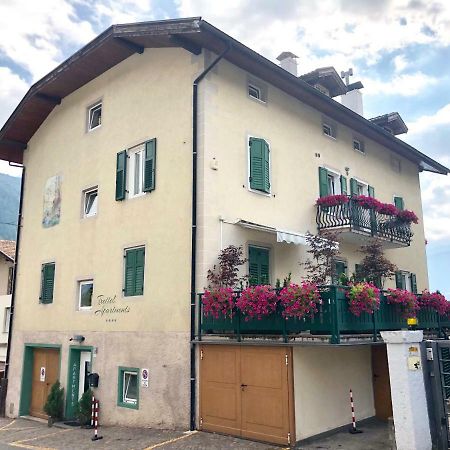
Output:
[[141, 368, 149, 388], [408, 356, 421, 371], [94, 295, 131, 322], [40, 367, 46, 382]]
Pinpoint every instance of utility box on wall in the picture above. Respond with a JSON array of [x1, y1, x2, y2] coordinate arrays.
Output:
[[88, 373, 99, 388]]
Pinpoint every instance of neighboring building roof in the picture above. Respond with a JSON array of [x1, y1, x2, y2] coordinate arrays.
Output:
[[0, 240, 15, 262], [0, 17, 448, 175], [369, 112, 408, 136], [300, 66, 348, 97]]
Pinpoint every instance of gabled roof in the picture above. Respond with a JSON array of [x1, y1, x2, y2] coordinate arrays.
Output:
[[370, 112, 408, 136], [0, 240, 15, 262], [0, 17, 448, 175], [300, 66, 348, 97]]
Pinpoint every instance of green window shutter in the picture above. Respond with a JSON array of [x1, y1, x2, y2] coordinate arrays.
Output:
[[394, 196, 404, 210], [395, 271, 405, 289], [124, 247, 145, 296], [143, 139, 156, 192], [368, 185, 375, 198], [410, 273, 417, 294], [350, 178, 358, 196], [249, 138, 269, 193], [116, 150, 127, 201], [318, 167, 329, 197], [40, 263, 55, 303], [340, 176, 347, 195], [248, 246, 270, 286]]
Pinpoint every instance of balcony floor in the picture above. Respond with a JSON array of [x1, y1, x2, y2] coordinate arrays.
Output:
[[332, 226, 409, 249]]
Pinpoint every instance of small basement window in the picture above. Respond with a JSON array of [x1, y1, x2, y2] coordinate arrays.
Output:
[[78, 280, 93, 309], [83, 188, 98, 218], [322, 120, 336, 139], [88, 102, 102, 131], [353, 139, 365, 153], [247, 78, 267, 103], [118, 367, 139, 409]]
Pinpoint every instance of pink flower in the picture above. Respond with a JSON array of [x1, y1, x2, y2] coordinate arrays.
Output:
[[279, 282, 321, 319], [236, 285, 278, 321], [378, 203, 398, 216], [346, 282, 381, 316], [396, 209, 419, 224], [419, 290, 448, 315], [353, 195, 382, 210], [202, 288, 236, 319], [386, 288, 419, 318], [316, 195, 349, 207]]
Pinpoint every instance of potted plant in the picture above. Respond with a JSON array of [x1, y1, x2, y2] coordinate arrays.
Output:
[[386, 288, 419, 318], [346, 282, 381, 316], [43, 380, 64, 426], [75, 388, 94, 427], [316, 194, 349, 207], [236, 285, 277, 321], [202, 287, 236, 319], [396, 209, 419, 224], [279, 282, 321, 319], [419, 290, 448, 315]]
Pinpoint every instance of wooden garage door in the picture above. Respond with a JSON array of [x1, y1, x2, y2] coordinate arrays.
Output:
[[200, 345, 294, 446]]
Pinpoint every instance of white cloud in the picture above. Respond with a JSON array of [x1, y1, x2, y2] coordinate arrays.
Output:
[[0, 67, 28, 128], [393, 54, 409, 73], [407, 103, 450, 135]]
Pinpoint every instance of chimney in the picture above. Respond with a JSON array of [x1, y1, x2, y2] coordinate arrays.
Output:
[[276, 52, 298, 76], [340, 68, 364, 116]]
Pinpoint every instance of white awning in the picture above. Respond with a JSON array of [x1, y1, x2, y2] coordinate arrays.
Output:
[[234, 219, 307, 246]]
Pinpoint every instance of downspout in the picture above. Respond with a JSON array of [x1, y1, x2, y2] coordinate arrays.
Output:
[[190, 42, 231, 431], [2, 165, 25, 414]]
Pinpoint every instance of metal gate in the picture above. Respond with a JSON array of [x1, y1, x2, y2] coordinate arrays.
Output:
[[423, 340, 450, 450]]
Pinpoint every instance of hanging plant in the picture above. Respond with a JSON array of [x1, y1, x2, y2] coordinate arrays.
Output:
[[236, 285, 278, 321], [346, 282, 381, 316], [386, 288, 419, 318], [418, 290, 448, 315], [353, 195, 382, 210], [202, 287, 236, 319], [316, 194, 349, 207], [377, 203, 399, 216], [279, 282, 322, 319], [396, 209, 419, 224]]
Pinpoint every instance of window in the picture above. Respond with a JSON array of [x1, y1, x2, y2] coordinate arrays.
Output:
[[7, 266, 13, 295], [334, 260, 347, 283], [248, 246, 270, 286], [40, 263, 55, 304], [88, 102, 102, 131], [118, 367, 139, 409], [322, 119, 337, 139], [350, 178, 373, 197], [124, 247, 145, 297], [247, 78, 267, 103], [395, 271, 417, 293], [83, 188, 98, 218], [115, 139, 156, 201], [353, 139, 365, 154], [249, 137, 270, 194], [394, 196, 404, 210], [319, 167, 347, 197], [327, 173, 338, 195], [4, 307, 11, 333], [79, 280, 93, 309]]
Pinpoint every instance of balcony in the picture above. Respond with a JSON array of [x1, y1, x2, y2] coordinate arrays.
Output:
[[316, 196, 413, 247], [196, 286, 449, 345]]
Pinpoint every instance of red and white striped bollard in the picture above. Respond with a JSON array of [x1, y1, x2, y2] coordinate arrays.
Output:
[[91, 397, 103, 441], [349, 389, 363, 434]]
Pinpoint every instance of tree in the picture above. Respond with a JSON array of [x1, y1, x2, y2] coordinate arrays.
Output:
[[303, 230, 340, 284], [357, 239, 397, 288], [43, 381, 64, 421], [207, 245, 247, 289], [75, 389, 93, 426]]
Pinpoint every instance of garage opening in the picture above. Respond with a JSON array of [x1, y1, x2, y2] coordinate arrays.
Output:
[[199, 345, 294, 446]]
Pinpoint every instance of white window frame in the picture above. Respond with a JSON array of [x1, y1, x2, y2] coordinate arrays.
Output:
[[322, 120, 337, 139], [83, 187, 98, 218], [248, 84, 262, 101], [400, 271, 412, 292], [354, 177, 369, 196], [353, 138, 365, 154], [247, 135, 272, 197], [247, 77, 267, 104], [123, 371, 138, 404], [4, 307, 11, 333], [127, 143, 146, 199], [324, 167, 342, 195], [87, 102, 102, 132], [78, 280, 94, 310]]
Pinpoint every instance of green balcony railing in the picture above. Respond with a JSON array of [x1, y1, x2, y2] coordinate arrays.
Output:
[[197, 286, 450, 344]]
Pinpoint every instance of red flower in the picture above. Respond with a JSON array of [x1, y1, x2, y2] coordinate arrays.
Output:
[[346, 282, 381, 316], [316, 195, 349, 207], [419, 290, 448, 315], [378, 203, 399, 216], [236, 285, 278, 321], [386, 288, 419, 318], [202, 288, 236, 319], [279, 282, 322, 319], [353, 195, 382, 210], [396, 209, 419, 224]]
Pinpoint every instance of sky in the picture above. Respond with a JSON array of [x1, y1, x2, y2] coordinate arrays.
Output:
[[0, 0, 449, 295]]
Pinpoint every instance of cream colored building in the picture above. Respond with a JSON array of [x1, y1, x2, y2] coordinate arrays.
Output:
[[0, 18, 447, 446]]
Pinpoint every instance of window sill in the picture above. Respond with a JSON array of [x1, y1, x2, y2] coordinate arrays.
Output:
[[127, 192, 147, 201], [353, 148, 366, 156], [323, 134, 337, 141], [87, 125, 101, 133], [248, 187, 272, 197], [117, 401, 139, 410], [248, 95, 267, 106], [82, 214, 97, 220]]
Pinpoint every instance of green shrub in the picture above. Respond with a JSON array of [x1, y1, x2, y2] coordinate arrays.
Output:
[[43, 381, 64, 419], [75, 389, 93, 425]]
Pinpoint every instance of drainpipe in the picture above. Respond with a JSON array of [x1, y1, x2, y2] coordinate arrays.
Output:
[[1, 165, 25, 415], [190, 42, 231, 431]]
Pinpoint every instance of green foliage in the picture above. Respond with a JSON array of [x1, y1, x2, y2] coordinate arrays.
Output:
[[43, 381, 64, 419], [75, 389, 93, 425], [0, 173, 20, 240]]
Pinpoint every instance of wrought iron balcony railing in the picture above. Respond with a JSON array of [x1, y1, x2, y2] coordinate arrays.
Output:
[[316, 198, 413, 246], [196, 286, 449, 344]]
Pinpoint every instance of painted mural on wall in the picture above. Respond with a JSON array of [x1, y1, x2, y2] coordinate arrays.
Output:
[[42, 175, 62, 228]]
